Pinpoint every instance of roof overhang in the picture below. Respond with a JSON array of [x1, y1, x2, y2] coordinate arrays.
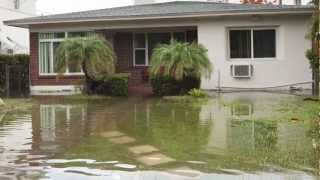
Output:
[[5, 8, 313, 29]]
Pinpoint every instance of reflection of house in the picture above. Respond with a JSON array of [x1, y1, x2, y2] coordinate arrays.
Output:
[[0, 0, 37, 54], [4, 1, 313, 95], [201, 92, 311, 157], [32, 104, 87, 152]]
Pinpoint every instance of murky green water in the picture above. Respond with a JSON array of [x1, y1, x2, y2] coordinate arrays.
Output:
[[0, 92, 319, 179]]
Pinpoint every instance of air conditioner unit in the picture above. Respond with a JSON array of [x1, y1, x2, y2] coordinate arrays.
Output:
[[231, 65, 252, 78]]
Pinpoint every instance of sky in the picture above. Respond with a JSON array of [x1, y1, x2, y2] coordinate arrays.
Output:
[[36, 0, 310, 15]]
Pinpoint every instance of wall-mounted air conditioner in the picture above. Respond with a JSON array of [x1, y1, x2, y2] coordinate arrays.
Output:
[[231, 64, 253, 78]]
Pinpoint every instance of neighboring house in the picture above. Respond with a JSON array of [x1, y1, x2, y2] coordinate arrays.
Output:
[[0, 0, 37, 54], [4, 1, 313, 95]]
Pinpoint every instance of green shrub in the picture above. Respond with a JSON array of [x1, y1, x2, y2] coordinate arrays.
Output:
[[306, 49, 319, 70], [150, 75, 200, 96], [95, 73, 129, 97], [188, 88, 208, 98], [0, 54, 29, 65]]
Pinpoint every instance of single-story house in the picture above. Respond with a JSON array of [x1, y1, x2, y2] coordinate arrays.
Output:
[[4, 1, 314, 95]]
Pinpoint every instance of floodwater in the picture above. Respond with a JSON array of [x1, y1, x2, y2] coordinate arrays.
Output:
[[0, 92, 319, 180]]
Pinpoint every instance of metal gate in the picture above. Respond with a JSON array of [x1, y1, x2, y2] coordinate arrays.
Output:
[[0, 64, 29, 97]]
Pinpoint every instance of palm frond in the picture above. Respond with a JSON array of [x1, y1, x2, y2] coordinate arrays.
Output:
[[55, 37, 116, 81], [150, 41, 212, 80]]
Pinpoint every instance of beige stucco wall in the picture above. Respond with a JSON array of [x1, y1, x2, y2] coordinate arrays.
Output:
[[198, 15, 312, 90]]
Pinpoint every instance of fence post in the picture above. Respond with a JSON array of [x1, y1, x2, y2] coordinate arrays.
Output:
[[5, 65, 9, 97]]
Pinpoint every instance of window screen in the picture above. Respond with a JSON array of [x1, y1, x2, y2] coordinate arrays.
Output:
[[229, 30, 251, 59]]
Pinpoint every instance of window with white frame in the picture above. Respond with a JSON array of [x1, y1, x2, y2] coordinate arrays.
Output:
[[229, 28, 276, 59], [133, 33, 148, 66], [39, 31, 96, 75], [133, 32, 187, 66]]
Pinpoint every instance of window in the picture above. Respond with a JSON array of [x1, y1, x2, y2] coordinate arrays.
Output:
[[148, 33, 171, 60], [229, 28, 276, 59], [14, 0, 20, 9], [173, 32, 186, 43], [133, 31, 187, 66], [253, 30, 276, 58], [39, 31, 95, 75], [133, 33, 147, 66]]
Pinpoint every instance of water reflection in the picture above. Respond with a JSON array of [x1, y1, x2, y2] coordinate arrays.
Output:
[[0, 92, 318, 179], [32, 104, 87, 154]]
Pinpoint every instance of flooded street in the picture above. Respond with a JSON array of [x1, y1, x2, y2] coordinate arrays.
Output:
[[0, 92, 319, 179]]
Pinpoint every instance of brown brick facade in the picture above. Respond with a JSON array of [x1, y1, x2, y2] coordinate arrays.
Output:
[[30, 29, 197, 87]]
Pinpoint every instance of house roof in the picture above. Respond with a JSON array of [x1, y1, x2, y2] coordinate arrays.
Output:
[[5, 1, 313, 28]]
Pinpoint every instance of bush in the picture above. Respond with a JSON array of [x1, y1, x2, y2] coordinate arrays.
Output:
[[95, 73, 129, 97], [150, 75, 200, 96], [306, 49, 319, 70], [188, 88, 208, 98]]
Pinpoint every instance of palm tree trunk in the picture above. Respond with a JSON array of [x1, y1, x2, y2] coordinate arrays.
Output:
[[312, 0, 320, 97], [314, 68, 320, 96], [314, 38, 320, 97], [82, 63, 93, 94]]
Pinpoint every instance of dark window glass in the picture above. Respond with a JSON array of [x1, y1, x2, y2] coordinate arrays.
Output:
[[68, 32, 86, 38], [53, 42, 61, 73], [230, 30, 251, 59], [135, 50, 146, 65], [148, 33, 171, 60], [186, 30, 197, 43], [173, 32, 186, 42], [253, 30, 276, 58], [54, 33, 65, 39], [68, 61, 82, 73], [134, 33, 146, 48], [68, 32, 95, 38]]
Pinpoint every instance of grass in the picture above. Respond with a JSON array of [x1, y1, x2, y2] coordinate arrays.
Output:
[[0, 98, 33, 113], [272, 97, 320, 123], [162, 95, 209, 103]]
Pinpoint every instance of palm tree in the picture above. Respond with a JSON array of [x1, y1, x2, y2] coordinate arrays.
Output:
[[306, 0, 320, 96], [149, 41, 212, 80], [55, 36, 116, 93]]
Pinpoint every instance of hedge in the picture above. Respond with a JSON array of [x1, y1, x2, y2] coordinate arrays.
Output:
[[95, 73, 130, 97], [150, 75, 200, 96], [0, 54, 29, 65]]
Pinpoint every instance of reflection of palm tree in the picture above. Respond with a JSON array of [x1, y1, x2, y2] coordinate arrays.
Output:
[[0, 112, 6, 122], [0, 98, 4, 106]]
